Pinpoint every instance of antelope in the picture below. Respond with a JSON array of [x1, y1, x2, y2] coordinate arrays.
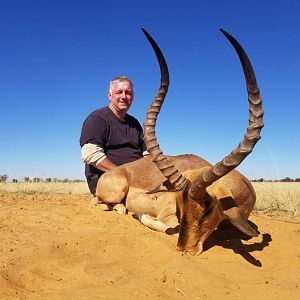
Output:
[[95, 28, 264, 255]]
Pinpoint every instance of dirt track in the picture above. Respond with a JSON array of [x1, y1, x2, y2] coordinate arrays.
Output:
[[0, 192, 299, 299]]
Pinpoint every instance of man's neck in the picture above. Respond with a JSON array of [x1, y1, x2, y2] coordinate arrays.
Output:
[[108, 104, 126, 120]]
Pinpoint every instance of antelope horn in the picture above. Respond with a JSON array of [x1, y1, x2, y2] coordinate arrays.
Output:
[[189, 29, 264, 200], [142, 28, 189, 191]]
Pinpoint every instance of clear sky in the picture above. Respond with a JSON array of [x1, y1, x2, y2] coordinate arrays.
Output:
[[1, 0, 299, 181]]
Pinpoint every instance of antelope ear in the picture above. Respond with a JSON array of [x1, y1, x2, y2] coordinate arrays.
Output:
[[217, 195, 259, 237], [146, 180, 174, 194], [223, 206, 259, 237]]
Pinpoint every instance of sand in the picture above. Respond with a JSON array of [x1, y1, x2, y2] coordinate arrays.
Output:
[[0, 191, 299, 299]]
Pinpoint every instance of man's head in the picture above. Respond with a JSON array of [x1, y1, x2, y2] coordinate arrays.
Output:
[[108, 75, 134, 118]]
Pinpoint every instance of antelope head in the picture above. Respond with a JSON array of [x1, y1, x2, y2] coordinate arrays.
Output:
[[142, 28, 264, 255]]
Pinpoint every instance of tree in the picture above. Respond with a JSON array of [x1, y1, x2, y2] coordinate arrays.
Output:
[[24, 177, 30, 182], [0, 175, 8, 183], [281, 177, 293, 182], [33, 177, 42, 183]]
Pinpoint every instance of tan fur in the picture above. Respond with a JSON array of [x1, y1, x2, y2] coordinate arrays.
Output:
[[97, 155, 210, 218]]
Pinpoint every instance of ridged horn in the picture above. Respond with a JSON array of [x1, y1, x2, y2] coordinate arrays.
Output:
[[189, 28, 264, 200], [142, 28, 189, 191]]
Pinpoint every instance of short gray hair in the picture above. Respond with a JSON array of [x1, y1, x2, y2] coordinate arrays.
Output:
[[109, 75, 133, 92]]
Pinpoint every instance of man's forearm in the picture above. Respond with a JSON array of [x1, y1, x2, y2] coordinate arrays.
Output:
[[82, 143, 117, 172], [95, 158, 118, 172]]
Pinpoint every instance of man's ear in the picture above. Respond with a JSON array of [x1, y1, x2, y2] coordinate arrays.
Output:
[[108, 92, 112, 100]]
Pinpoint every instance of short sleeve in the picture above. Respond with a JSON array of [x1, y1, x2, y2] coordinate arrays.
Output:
[[80, 111, 108, 147]]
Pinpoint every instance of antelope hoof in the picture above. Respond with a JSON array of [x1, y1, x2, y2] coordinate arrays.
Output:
[[132, 212, 143, 221], [89, 197, 114, 211], [113, 203, 127, 215], [98, 203, 113, 211]]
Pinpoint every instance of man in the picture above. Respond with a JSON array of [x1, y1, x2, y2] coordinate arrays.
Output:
[[80, 75, 148, 196]]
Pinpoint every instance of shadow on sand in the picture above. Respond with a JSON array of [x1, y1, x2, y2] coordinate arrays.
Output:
[[204, 221, 272, 267]]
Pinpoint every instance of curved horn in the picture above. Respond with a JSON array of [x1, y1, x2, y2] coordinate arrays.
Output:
[[142, 28, 189, 191], [189, 29, 264, 200]]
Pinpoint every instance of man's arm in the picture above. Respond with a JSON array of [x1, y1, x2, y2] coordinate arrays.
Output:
[[81, 143, 117, 172], [95, 157, 117, 172]]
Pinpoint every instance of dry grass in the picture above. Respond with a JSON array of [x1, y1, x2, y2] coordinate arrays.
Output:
[[1, 181, 299, 216], [253, 182, 300, 216], [0, 182, 90, 195]]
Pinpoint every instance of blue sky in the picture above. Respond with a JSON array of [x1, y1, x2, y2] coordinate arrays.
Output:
[[1, 0, 299, 181]]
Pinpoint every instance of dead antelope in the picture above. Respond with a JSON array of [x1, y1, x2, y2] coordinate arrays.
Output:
[[96, 28, 264, 255]]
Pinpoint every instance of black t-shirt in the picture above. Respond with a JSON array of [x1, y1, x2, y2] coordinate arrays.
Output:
[[80, 106, 146, 191]]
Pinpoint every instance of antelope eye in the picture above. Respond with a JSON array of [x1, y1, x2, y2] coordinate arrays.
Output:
[[203, 201, 213, 217]]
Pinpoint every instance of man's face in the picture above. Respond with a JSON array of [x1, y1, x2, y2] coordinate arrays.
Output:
[[108, 80, 134, 115]]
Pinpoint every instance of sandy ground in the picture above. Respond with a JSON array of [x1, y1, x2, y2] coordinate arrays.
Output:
[[0, 191, 299, 300]]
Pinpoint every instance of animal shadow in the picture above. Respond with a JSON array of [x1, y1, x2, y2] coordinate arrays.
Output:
[[204, 221, 272, 267]]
